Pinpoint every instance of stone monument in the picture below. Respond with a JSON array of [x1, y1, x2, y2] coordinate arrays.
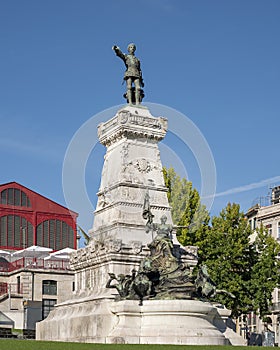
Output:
[[36, 44, 245, 345]]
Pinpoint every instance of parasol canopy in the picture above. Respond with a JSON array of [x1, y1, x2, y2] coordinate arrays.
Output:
[[45, 247, 76, 260], [12, 245, 53, 259], [0, 249, 11, 257]]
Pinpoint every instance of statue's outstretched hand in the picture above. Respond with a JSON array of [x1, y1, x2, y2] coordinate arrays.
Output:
[[112, 45, 119, 51]]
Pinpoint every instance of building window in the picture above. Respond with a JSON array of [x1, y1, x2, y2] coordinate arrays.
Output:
[[247, 312, 257, 334], [0, 215, 33, 248], [42, 280, 57, 295], [42, 299, 56, 319], [0, 282, 8, 295], [266, 224, 272, 236], [36, 220, 74, 250], [0, 188, 31, 207], [17, 276, 21, 294], [278, 223, 280, 240], [277, 289, 280, 302], [249, 220, 252, 230], [253, 218, 257, 230]]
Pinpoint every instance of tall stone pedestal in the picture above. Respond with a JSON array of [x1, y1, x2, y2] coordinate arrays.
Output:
[[90, 105, 173, 246]]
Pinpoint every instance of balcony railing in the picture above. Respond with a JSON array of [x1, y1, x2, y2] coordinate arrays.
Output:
[[0, 257, 71, 273]]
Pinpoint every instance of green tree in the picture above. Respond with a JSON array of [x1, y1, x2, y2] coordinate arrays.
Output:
[[250, 224, 280, 319], [200, 203, 254, 317], [162, 167, 191, 224], [199, 203, 280, 319], [162, 167, 209, 247], [163, 167, 280, 318]]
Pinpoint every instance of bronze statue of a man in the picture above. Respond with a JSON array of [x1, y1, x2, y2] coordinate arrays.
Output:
[[112, 43, 144, 105]]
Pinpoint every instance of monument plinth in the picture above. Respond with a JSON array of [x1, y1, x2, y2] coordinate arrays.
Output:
[[107, 300, 229, 345]]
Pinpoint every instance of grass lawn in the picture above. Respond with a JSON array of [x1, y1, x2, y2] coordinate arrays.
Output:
[[0, 340, 276, 350]]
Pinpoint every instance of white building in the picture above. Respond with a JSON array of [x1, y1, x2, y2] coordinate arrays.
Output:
[[0, 247, 75, 336], [246, 186, 280, 344]]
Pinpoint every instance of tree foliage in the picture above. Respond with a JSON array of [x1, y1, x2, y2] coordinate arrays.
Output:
[[162, 167, 209, 247], [163, 167, 280, 318], [162, 167, 192, 224], [202, 204, 280, 318], [200, 203, 254, 317], [250, 224, 280, 318]]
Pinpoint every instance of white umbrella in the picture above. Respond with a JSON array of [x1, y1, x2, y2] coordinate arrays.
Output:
[[48, 247, 76, 258], [52, 247, 75, 254], [12, 245, 53, 258], [44, 254, 70, 260], [0, 249, 11, 257], [0, 250, 11, 262]]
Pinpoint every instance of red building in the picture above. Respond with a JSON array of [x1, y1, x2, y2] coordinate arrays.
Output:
[[0, 182, 78, 251]]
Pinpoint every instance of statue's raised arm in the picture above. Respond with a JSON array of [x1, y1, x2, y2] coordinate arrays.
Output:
[[112, 45, 125, 61], [112, 43, 144, 105]]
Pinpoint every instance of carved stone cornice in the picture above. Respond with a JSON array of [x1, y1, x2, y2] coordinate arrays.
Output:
[[94, 200, 170, 215], [98, 108, 167, 146], [97, 182, 168, 195], [70, 240, 146, 271]]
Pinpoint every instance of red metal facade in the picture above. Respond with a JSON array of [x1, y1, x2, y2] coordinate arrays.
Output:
[[0, 182, 78, 250]]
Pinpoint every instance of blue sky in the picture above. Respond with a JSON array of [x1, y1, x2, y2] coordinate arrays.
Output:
[[1, 0, 279, 246]]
